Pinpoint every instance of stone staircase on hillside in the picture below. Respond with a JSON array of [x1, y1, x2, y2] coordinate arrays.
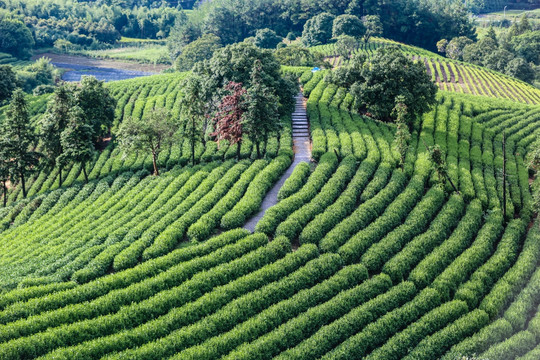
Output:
[[243, 93, 312, 232]]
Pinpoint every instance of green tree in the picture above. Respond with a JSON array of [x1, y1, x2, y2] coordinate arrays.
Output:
[[325, 52, 366, 88], [40, 85, 75, 187], [175, 34, 221, 72], [485, 26, 498, 46], [0, 65, 16, 103], [302, 12, 335, 46], [167, 11, 201, 59], [332, 14, 365, 39], [392, 96, 411, 171], [179, 75, 207, 166], [244, 60, 280, 158], [350, 46, 437, 128], [203, 6, 246, 45], [117, 108, 178, 176], [511, 31, 540, 65], [274, 45, 328, 67], [0, 141, 10, 207], [0, 18, 34, 59], [436, 39, 448, 54], [428, 144, 459, 194], [445, 36, 474, 61], [527, 138, 540, 222], [335, 35, 358, 59], [57, 106, 95, 183], [361, 15, 382, 43], [194, 41, 296, 116], [76, 76, 116, 142], [462, 37, 497, 65], [505, 57, 535, 83], [254, 28, 283, 49], [1, 89, 39, 198], [483, 49, 514, 73], [16, 57, 58, 93]]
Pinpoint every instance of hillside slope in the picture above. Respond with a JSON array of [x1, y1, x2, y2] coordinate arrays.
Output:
[[313, 37, 540, 105], [0, 67, 539, 359]]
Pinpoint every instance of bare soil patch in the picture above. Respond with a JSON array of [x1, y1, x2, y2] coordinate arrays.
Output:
[[33, 53, 170, 73]]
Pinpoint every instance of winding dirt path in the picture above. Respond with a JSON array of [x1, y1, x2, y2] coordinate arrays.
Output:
[[243, 93, 312, 232]]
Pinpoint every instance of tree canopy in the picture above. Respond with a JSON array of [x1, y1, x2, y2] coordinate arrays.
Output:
[[118, 108, 178, 176], [76, 76, 116, 141], [330, 46, 437, 128], [0, 18, 34, 59], [332, 14, 365, 39], [0, 65, 17, 103], [194, 41, 297, 116], [302, 12, 335, 46], [0, 89, 39, 198], [254, 28, 283, 49], [175, 34, 221, 72]]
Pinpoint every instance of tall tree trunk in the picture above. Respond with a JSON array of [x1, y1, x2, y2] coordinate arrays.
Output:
[[191, 138, 195, 166], [447, 176, 460, 195], [82, 164, 88, 183], [2, 181, 6, 207], [58, 166, 63, 188], [21, 172, 26, 198], [256, 141, 260, 159], [503, 132, 507, 221], [152, 151, 159, 176]]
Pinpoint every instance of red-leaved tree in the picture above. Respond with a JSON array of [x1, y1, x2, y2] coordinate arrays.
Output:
[[212, 81, 247, 160]]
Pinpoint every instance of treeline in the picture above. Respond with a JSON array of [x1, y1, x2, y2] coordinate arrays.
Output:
[[168, 0, 476, 57], [437, 16, 539, 84], [0, 0, 182, 57], [1, 43, 298, 204], [0, 77, 116, 205], [426, 0, 537, 14]]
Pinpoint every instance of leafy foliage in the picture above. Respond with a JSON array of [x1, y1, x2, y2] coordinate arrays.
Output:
[[118, 108, 178, 175], [0, 65, 17, 103], [350, 46, 438, 126], [0, 89, 39, 198]]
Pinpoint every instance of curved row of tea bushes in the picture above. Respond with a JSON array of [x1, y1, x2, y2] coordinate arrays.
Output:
[[365, 300, 469, 360], [408, 199, 484, 289], [187, 160, 268, 241], [255, 152, 338, 235], [403, 309, 490, 360], [454, 219, 527, 309], [321, 288, 441, 360], [276, 280, 418, 360], [221, 154, 292, 229], [299, 155, 379, 245], [319, 170, 407, 253], [277, 162, 311, 201], [106, 253, 344, 360], [176, 264, 369, 359], [142, 161, 248, 259], [430, 210, 503, 301], [41, 241, 318, 360], [0, 234, 280, 359], [382, 194, 465, 283], [0, 229, 250, 325], [275, 155, 357, 239], [227, 274, 392, 360], [359, 186, 445, 272]]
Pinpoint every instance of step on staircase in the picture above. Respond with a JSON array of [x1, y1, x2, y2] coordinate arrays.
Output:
[[292, 94, 311, 162]]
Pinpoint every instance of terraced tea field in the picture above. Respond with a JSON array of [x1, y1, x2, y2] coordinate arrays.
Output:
[[314, 39, 540, 105], [0, 67, 539, 359]]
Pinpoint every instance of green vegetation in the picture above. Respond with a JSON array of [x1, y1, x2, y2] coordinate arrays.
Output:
[[0, 1, 540, 359]]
